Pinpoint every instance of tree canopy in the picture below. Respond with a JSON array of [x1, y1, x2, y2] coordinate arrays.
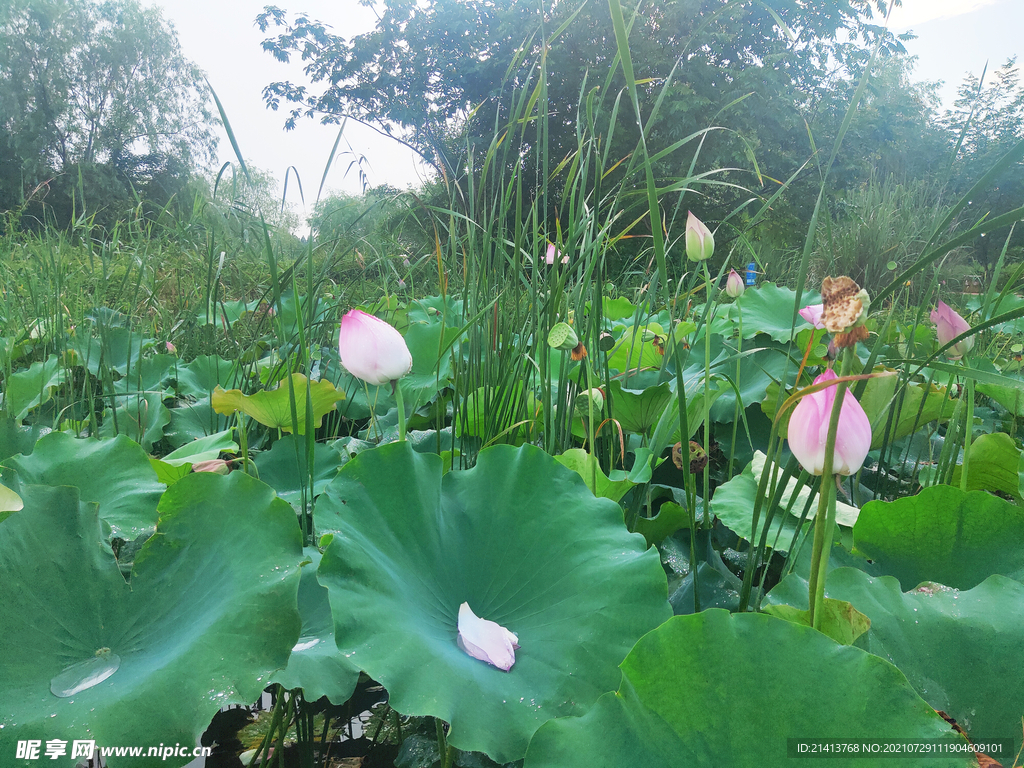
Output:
[[258, 0, 913, 217], [0, 0, 217, 226]]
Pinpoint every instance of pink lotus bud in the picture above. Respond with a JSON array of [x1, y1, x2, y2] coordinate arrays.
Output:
[[929, 300, 974, 359], [788, 369, 871, 476], [338, 309, 413, 386], [685, 212, 714, 262], [192, 459, 229, 475], [397, 279, 406, 289], [165, 341, 177, 355], [725, 269, 745, 298], [545, 243, 568, 265], [798, 303, 826, 329], [457, 602, 519, 671]]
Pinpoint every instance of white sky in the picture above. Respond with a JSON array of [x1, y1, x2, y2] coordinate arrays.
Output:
[[145, 0, 1022, 217]]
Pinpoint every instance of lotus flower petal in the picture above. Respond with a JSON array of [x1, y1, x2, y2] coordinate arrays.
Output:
[[457, 602, 518, 671], [798, 303, 826, 329], [788, 369, 871, 476], [338, 309, 413, 386]]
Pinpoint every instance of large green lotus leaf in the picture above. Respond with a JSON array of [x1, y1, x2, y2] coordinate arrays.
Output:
[[98, 392, 171, 452], [767, 568, 1024, 744], [0, 476, 303, 767], [314, 442, 671, 762], [853, 485, 1024, 590], [946, 431, 1024, 501], [3, 433, 163, 540], [729, 283, 821, 342], [254, 435, 345, 504], [173, 354, 245, 398], [271, 549, 359, 703], [606, 379, 672, 435], [4, 356, 65, 419], [212, 373, 345, 434], [113, 353, 177, 395], [524, 610, 970, 768]]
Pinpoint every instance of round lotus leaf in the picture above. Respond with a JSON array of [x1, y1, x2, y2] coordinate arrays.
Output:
[[769, 567, 1024, 745], [853, 485, 1024, 590], [314, 442, 671, 762], [525, 610, 973, 768], [2, 432, 164, 540], [271, 549, 360, 703], [0, 475, 303, 767]]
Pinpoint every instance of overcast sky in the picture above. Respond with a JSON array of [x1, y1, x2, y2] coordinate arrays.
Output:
[[143, 0, 1022, 218]]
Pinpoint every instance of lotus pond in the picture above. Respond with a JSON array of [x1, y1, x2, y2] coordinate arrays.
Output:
[[2, 244, 1024, 768]]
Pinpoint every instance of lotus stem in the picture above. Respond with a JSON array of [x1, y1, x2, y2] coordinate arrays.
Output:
[[807, 348, 852, 629], [960, 374, 974, 492], [702, 262, 713, 529], [394, 380, 407, 442], [728, 306, 742, 478]]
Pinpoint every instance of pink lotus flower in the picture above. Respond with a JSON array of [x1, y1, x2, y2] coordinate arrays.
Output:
[[165, 341, 177, 355], [457, 602, 519, 671], [788, 369, 871, 476], [338, 309, 413, 386], [798, 303, 825, 329], [725, 269, 745, 298], [545, 243, 568, 265], [685, 211, 715, 262], [930, 300, 974, 359]]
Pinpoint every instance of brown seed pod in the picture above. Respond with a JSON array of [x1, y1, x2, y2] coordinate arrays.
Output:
[[820, 276, 863, 334]]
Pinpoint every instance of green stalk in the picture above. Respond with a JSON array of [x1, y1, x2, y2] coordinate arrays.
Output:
[[584, 356, 598, 490], [960, 374, 974, 492], [238, 413, 250, 476], [807, 351, 852, 628], [728, 305, 743, 477], [250, 686, 286, 768], [702, 262, 713, 528], [394, 380, 407, 442], [435, 718, 453, 768]]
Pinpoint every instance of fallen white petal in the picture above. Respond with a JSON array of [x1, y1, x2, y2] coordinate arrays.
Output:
[[457, 602, 518, 671]]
